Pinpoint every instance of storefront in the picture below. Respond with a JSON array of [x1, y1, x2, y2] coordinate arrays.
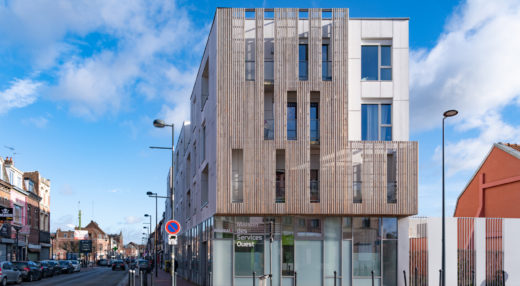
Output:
[[176, 216, 406, 286]]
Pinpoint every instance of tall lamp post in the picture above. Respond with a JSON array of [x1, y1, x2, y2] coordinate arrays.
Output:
[[442, 109, 458, 286], [151, 118, 175, 286], [147, 191, 168, 278]]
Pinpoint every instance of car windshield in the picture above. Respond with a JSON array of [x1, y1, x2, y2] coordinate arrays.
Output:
[[59, 261, 69, 265], [71, 261, 78, 264]]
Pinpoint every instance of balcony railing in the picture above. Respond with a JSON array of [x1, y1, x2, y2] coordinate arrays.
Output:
[[264, 60, 274, 83], [322, 60, 332, 81], [264, 119, 274, 140], [287, 119, 297, 140], [310, 119, 319, 143], [275, 181, 285, 203], [387, 181, 397, 203], [310, 180, 319, 203]]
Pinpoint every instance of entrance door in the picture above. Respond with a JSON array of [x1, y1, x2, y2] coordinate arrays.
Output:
[[295, 241, 322, 286]]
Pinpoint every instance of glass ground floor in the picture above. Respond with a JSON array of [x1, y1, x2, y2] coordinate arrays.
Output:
[[176, 216, 407, 286]]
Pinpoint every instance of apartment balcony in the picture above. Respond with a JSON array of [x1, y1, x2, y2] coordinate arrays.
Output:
[[310, 119, 319, 144], [322, 60, 332, 81], [264, 119, 274, 140], [264, 60, 274, 84]]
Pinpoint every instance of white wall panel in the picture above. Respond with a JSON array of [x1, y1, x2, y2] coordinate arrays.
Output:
[[348, 58, 361, 108], [427, 217, 441, 286], [392, 21, 408, 49], [361, 81, 380, 98], [380, 20, 393, 38], [392, 100, 409, 141], [348, 20, 361, 59], [475, 218, 486, 285], [504, 219, 520, 285], [392, 48, 409, 101], [348, 110, 361, 141], [361, 20, 380, 38], [446, 218, 458, 286], [380, 81, 393, 98], [398, 218, 409, 286]]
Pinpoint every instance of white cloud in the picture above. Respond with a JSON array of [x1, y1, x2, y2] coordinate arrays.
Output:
[[124, 216, 143, 224], [411, 0, 520, 173], [0, 0, 205, 120], [22, 116, 49, 128], [0, 79, 41, 114]]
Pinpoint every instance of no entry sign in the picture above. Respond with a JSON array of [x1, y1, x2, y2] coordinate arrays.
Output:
[[165, 220, 181, 235]]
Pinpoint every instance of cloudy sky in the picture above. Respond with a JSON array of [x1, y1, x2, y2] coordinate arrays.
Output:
[[1, 0, 519, 243]]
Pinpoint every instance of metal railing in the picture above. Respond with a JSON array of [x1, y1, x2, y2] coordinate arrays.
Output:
[[264, 119, 274, 140], [310, 119, 319, 143], [322, 60, 332, 81], [310, 180, 319, 203]]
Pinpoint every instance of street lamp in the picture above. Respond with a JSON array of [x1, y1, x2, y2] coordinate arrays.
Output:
[[147, 192, 168, 278], [442, 109, 458, 286], [151, 118, 175, 286]]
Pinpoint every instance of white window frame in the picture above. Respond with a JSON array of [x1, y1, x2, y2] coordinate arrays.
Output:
[[361, 39, 393, 82], [361, 100, 393, 141]]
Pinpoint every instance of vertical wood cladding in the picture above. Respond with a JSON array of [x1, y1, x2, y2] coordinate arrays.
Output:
[[216, 8, 418, 216]]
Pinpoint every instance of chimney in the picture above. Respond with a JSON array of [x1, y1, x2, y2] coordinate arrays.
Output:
[[5, 157, 13, 165]]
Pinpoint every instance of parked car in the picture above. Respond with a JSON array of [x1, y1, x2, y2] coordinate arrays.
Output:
[[13, 261, 42, 282], [97, 259, 108, 266], [48, 260, 63, 275], [58, 260, 74, 274], [70, 260, 81, 272], [136, 259, 150, 273], [0, 261, 22, 285], [111, 260, 125, 271], [39, 260, 58, 277], [35, 261, 53, 278], [128, 259, 137, 270]]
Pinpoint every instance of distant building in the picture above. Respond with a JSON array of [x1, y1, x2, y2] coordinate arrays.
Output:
[[108, 232, 124, 258], [454, 143, 520, 218], [124, 242, 144, 258], [24, 171, 51, 259]]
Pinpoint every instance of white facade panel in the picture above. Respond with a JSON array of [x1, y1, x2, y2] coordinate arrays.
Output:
[[361, 20, 380, 38], [380, 20, 393, 38], [348, 20, 361, 59], [398, 217, 409, 286], [475, 218, 486, 285], [392, 100, 409, 141], [504, 219, 520, 285], [392, 21, 408, 49], [427, 217, 441, 286], [348, 58, 361, 108], [361, 81, 380, 98], [392, 48, 409, 101], [380, 81, 393, 98], [446, 218, 458, 286], [348, 110, 361, 141]]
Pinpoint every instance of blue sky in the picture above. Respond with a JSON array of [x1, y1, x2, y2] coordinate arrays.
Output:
[[1, 0, 519, 243]]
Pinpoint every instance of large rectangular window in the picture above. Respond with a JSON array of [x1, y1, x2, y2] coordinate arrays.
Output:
[[362, 104, 392, 141], [234, 218, 264, 276], [282, 217, 294, 276], [276, 150, 285, 203], [299, 43, 308, 80], [231, 149, 243, 203], [353, 217, 381, 277], [361, 45, 392, 81], [287, 99, 297, 140]]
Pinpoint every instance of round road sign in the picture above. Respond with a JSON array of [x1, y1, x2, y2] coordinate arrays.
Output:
[[165, 220, 181, 235]]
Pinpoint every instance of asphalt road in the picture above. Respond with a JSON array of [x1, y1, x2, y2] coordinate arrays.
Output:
[[27, 267, 127, 286]]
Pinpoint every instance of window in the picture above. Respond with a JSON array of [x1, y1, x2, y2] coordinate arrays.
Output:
[[298, 10, 308, 19], [27, 205, 31, 225], [322, 10, 332, 19], [245, 12, 256, 81], [322, 43, 332, 81], [387, 150, 397, 203], [231, 149, 244, 203], [353, 217, 381, 278], [264, 92, 274, 140], [276, 150, 285, 203], [264, 10, 274, 19], [201, 124, 206, 162], [14, 205, 22, 224], [245, 10, 255, 19], [234, 218, 264, 276], [25, 179, 34, 192], [201, 61, 209, 110], [361, 45, 392, 81], [361, 104, 392, 141], [310, 101, 319, 143], [382, 218, 398, 286], [201, 166, 209, 206], [282, 217, 294, 276], [298, 43, 308, 80], [287, 99, 297, 140], [63, 233, 67, 238], [353, 149, 363, 203], [310, 152, 320, 203]]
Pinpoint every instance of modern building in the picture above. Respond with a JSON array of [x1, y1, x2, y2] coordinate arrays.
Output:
[[454, 143, 520, 218], [172, 8, 416, 286]]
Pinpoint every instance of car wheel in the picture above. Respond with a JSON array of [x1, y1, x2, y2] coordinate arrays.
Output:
[[1, 277, 6, 286], [16, 275, 22, 284], [28, 273, 34, 282]]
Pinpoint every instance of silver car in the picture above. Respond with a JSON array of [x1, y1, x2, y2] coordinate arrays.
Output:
[[0, 261, 21, 285], [70, 260, 81, 272]]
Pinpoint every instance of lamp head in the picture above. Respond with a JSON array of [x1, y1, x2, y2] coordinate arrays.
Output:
[[153, 119, 166, 128], [146, 191, 153, 196], [144, 214, 150, 217], [443, 110, 458, 118]]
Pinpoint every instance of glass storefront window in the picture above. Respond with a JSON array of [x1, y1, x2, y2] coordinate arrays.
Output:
[[214, 216, 234, 239], [382, 218, 398, 239], [383, 240, 397, 286], [342, 217, 352, 239], [282, 217, 294, 276], [296, 218, 322, 238], [234, 236, 264, 276], [353, 217, 381, 277]]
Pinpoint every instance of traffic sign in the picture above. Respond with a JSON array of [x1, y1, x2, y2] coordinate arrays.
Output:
[[168, 235, 178, 245], [165, 220, 181, 235]]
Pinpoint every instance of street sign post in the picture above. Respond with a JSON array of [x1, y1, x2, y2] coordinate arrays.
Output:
[[165, 220, 181, 235]]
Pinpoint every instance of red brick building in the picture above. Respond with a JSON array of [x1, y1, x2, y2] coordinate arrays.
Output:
[[454, 143, 520, 217]]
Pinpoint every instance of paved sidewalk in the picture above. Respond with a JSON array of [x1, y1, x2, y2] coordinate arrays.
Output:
[[152, 268, 197, 286]]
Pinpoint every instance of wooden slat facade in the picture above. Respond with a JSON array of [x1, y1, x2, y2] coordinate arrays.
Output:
[[216, 8, 418, 217]]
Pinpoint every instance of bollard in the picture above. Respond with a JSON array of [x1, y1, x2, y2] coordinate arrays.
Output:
[[140, 270, 143, 286], [253, 271, 256, 286], [403, 270, 407, 286], [438, 270, 442, 286], [294, 271, 297, 286], [334, 271, 337, 286], [371, 270, 374, 286], [209, 271, 212, 286], [502, 270, 505, 286]]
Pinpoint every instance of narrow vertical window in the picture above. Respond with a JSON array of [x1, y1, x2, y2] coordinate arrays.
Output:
[[201, 61, 209, 110], [282, 217, 294, 276], [298, 43, 308, 80], [287, 92, 297, 140], [245, 10, 256, 81], [387, 150, 397, 203], [310, 151, 320, 203], [361, 46, 379, 80], [276, 150, 285, 203], [264, 91, 274, 140], [310, 101, 319, 143], [322, 42, 332, 81], [201, 124, 206, 162], [231, 149, 244, 203], [380, 46, 392, 80], [381, 104, 392, 141], [201, 166, 209, 206], [264, 15, 274, 84], [353, 149, 363, 203]]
